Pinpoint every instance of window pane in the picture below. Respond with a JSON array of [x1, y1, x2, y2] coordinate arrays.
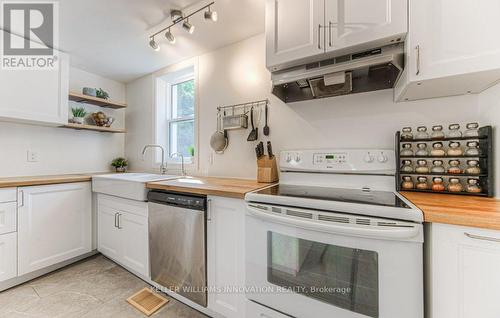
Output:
[[267, 232, 379, 318], [169, 120, 194, 157], [171, 79, 194, 118]]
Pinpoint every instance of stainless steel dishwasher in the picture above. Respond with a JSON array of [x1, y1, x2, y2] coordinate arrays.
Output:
[[147, 190, 207, 307]]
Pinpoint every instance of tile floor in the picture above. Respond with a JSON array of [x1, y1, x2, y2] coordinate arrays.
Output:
[[0, 255, 208, 318]]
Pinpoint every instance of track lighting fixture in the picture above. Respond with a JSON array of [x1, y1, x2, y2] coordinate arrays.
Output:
[[182, 19, 195, 34], [165, 29, 176, 44], [149, 38, 160, 51], [148, 1, 216, 51], [204, 6, 217, 22]]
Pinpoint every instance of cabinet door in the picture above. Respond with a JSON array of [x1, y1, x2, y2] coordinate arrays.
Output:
[[207, 196, 246, 318], [97, 204, 122, 261], [429, 224, 500, 318], [0, 30, 69, 125], [410, 0, 500, 81], [0, 232, 17, 282], [119, 211, 149, 277], [325, 0, 406, 53], [18, 182, 92, 275], [266, 0, 324, 71], [0, 202, 17, 235]]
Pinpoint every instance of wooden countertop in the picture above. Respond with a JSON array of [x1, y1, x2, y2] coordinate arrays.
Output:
[[0, 173, 103, 188], [146, 176, 273, 199], [401, 191, 500, 230]]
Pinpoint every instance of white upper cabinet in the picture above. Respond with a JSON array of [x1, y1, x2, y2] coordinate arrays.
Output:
[[266, 0, 407, 71], [266, 0, 324, 71], [325, 0, 407, 53], [395, 0, 500, 101], [0, 30, 69, 125]]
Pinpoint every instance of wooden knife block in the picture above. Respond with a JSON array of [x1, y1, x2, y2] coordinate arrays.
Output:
[[257, 156, 279, 183]]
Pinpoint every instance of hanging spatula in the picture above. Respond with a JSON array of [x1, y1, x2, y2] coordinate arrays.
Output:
[[247, 106, 258, 141]]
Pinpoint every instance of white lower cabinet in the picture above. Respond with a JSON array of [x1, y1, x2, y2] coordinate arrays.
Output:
[[17, 182, 92, 276], [0, 232, 17, 282], [207, 196, 246, 318], [427, 223, 500, 318], [97, 194, 149, 277]]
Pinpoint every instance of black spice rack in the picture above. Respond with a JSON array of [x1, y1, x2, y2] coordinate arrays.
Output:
[[395, 126, 494, 197]]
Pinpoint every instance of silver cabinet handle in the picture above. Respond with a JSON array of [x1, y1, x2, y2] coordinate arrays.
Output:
[[465, 232, 500, 243], [415, 45, 421, 75], [114, 212, 118, 228], [207, 199, 212, 222], [117, 213, 123, 229], [18, 190, 24, 207], [318, 24, 322, 50], [329, 21, 332, 47]]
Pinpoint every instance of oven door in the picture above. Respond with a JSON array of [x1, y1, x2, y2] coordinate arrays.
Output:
[[245, 203, 423, 318]]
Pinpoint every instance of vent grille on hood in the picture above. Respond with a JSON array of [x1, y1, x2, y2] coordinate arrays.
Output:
[[271, 44, 403, 103]]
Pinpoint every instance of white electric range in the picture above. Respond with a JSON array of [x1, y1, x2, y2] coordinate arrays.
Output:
[[244, 149, 423, 318]]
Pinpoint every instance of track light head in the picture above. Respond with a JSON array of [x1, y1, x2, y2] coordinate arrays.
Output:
[[149, 38, 160, 51], [165, 29, 176, 44], [182, 19, 195, 34], [204, 6, 217, 22]]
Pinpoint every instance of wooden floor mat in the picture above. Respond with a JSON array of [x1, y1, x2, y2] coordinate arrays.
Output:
[[127, 287, 169, 316]]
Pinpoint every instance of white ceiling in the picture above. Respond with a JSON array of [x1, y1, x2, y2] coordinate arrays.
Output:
[[59, 0, 265, 83]]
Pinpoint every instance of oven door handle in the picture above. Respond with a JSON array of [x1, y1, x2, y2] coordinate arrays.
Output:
[[246, 206, 421, 240]]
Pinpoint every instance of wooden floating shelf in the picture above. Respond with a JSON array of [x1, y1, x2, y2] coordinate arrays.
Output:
[[69, 92, 127, 109], [61, 123, 126, 133]]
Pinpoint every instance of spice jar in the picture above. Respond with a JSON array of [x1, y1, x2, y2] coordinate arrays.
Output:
[[401, 160, 414, 173], [415, 143, 429, 156], [400, 143, 414, 156], [465, 160, 481, 175], [431, 125, 445, 140], [448, 124, 462, 138], [466, 178, 482, 193], [464, 122, 479, 138], [415, 126, 429, 140], [401, 127, 413, 141], [432, 177, 446, 192], [448, 178, 463, 192], [401, 176, 414, 190], [447, 142, 463, 156], [431, 142, 446, 156], [416, 177, 429, 190], [448, 160, 462, 174], [431, 160, 446, 174], [415, 160, 430, 173], [465, 141, 480, 156]]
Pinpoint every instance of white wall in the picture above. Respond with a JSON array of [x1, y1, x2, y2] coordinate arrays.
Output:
[[126, 33, 481, 179], [479, 82, 500, 197], [0, 67, 126, 177]]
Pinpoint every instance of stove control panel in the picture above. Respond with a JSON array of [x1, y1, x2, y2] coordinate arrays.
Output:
[[279, 149, 395, 174]]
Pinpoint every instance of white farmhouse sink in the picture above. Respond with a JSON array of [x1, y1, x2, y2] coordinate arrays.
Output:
[[92, 173, 179, 201]]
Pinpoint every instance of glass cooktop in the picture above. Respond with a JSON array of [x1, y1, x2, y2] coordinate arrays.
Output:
[[253, 184, 411, 208]]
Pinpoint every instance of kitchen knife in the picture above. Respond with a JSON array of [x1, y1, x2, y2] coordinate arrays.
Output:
[[267, 141, 273, 158]]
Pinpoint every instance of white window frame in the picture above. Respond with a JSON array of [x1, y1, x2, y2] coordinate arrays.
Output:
[[166, 74, 195, 160], [153, 58, 199, 173]]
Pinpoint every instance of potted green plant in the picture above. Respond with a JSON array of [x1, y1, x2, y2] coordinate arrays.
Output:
[[71, 107, 87, 124], [96, 88, 110, 100], [111, 157, 128, 173]]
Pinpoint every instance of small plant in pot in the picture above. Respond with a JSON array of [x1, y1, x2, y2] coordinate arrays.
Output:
[[111, 157, 128, 173], [96, 88, 110, 100], [71, 107, 87, 124]]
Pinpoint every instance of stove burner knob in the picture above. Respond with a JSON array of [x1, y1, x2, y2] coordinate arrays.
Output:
[[285, 154, 292, 162], [364, 153, 374, 163], [377, 153, 388, 163], [295, 154, 301, 162]]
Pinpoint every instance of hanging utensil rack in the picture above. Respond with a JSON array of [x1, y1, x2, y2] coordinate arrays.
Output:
[[217, 99, 268, 116]]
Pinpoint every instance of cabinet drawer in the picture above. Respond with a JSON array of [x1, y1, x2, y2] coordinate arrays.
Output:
[[246, 300, 291, 318], [0, 202, 16, 235], [0, 188, 16, 203], [97, 194, 147, 218], [0, 232, 17, 282]]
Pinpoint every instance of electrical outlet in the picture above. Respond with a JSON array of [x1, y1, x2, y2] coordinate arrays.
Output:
[[27, 150, 39, 162]]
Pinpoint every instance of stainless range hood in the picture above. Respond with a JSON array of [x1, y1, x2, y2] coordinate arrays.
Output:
[[271, 44, 404, 103]]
